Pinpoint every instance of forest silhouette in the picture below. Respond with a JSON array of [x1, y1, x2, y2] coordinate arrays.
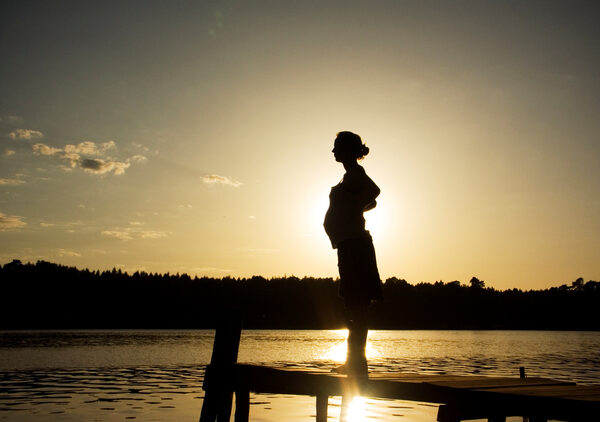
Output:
[[1, 259, 598, 330]]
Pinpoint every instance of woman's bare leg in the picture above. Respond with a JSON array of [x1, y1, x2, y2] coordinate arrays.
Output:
[[345, 303, 369, 375]]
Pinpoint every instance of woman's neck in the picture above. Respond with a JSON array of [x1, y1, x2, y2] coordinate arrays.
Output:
[[343, 160, 359, 172]]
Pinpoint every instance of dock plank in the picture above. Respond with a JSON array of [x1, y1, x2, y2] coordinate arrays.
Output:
[[426, 377, 574, 389], [220, 363, 600, 421], [479, 384, 600, 399], [199, 322, 600, 422]]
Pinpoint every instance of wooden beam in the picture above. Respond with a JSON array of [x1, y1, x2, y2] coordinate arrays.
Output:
[[437, 404, 461, 422], [234, 390, 250, 422], [316, 394, 328, 422], [199, 313, 242, 422]]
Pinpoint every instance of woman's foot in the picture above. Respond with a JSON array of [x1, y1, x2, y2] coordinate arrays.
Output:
[[332, 359, 368, 377]]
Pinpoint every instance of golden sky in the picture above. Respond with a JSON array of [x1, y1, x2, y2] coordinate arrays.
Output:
[[1, 1, 598, 289]]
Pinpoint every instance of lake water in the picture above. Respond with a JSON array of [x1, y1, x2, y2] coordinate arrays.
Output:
[[1, 330, 599, 421]]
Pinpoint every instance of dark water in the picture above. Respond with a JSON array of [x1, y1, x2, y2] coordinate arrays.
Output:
[[1, 330, 599, 421]]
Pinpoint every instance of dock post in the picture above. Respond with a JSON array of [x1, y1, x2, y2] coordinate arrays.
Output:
[[436, 404, 461, 422], [316, 393, 328, 422], [234, 389, 250, 422], [199, 312, 242, 422]]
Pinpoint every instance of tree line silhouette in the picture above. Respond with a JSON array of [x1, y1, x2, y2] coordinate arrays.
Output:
[[1, 259, 598, 330]]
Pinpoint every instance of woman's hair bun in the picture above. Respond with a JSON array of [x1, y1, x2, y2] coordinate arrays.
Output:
[[360, 144, 370, 158]]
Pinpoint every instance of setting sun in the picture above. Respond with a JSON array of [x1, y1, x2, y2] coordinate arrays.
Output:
[[365, 205, 386, 243]]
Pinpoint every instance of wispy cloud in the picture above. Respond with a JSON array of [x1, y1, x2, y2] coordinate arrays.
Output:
[[139, 230, 169, 239], [102, 227, 170, 241], [35, 220, 87, 231], [131, 154, 147, 163], [8, 129, 43, 140], [0, 115, 24, 124], [101, 230, 134, 241], [55, 248, 81, 257], [131, 142, 159, 157], [32, 140, 146, 175], [4, 149, 16, 157], [0, 212, 26, 230], [202, 174, 242, 187], [0, 178, 25, 186]]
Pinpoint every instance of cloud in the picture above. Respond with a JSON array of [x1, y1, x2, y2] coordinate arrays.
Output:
[[61, 141, 116, 168], [0, 178, 25, 186], [101, 230, 134, 241], [4, 149, 16, 157], [55, 248, 81, 257], [0, 212, 26, 230], [202, 174, 242, 187], [131, 154, 147, 163], [8, 129, 43, 140], [102, 227, 170, 241], [0, 115, 24, 123], [32, 140, 146, 176], [80, 158, 130, 175], [139, 230, 169, 239], [132, 142, 159, 156], [62, 141, 116, 166], [32, 143, 61, 156]]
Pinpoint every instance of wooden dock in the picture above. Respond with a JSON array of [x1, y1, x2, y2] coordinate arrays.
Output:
[[199, 319, 600, 422]]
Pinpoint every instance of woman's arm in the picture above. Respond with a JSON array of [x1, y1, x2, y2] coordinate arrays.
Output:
[[342, 167, 380, 211], [358, 177, 380, 211]]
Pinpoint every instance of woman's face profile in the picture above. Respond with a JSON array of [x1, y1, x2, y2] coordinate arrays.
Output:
[[332, 138, 350, 163]]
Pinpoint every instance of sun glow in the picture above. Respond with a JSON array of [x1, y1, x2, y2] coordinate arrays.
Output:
[[364, 205, 385, 241], [309, 193, 331, 235], [307, 187, 388, 245]]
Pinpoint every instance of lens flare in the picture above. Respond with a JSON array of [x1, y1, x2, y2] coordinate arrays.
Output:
[[346, 396, 368, 422]]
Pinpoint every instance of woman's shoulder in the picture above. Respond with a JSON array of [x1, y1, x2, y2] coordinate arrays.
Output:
[[342, 165, 370, 189], [345, 164, 366, 178], [345, 165, 368, 181]]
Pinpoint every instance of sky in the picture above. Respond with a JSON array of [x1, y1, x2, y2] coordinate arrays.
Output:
[[1, 0, 598, 290]]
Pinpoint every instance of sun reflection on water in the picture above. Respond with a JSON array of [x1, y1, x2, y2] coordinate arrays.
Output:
[[320, 330, 382, 362], [346, 395, 368, 422]]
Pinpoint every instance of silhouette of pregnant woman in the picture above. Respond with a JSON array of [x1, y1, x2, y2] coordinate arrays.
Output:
[[324, 131, 383, 376]]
